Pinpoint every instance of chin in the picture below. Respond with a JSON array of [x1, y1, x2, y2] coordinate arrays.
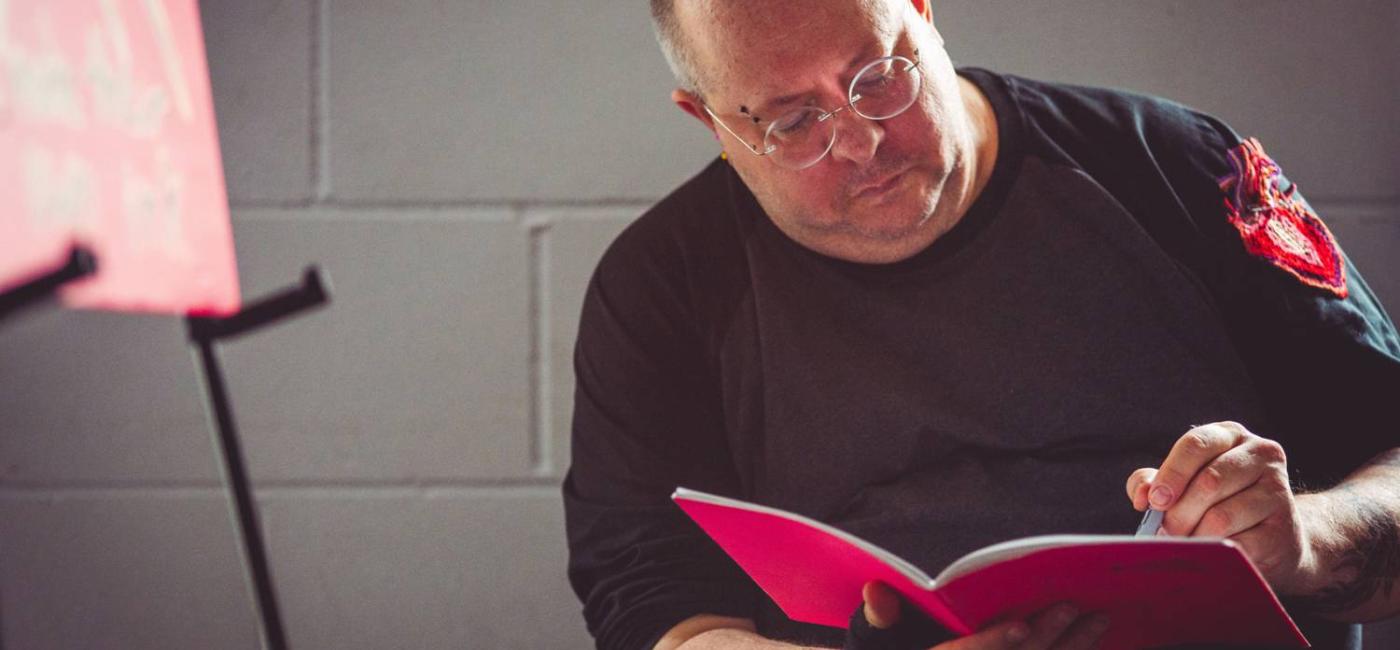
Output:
[[851, 180, 940, 241], [771, 170, 947, 259]]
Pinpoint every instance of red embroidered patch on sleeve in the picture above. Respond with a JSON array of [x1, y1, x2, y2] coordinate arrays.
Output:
[[1218, 138, 1347, 298]]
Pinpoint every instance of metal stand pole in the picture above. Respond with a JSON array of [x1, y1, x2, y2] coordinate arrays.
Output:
[[187, 267, 328, 650]]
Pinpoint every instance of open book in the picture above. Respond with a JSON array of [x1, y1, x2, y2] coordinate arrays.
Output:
[[673, 487, 1308, 649]]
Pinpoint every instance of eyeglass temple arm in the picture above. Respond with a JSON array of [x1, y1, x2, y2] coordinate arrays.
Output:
[[703, 105, 772, 156]]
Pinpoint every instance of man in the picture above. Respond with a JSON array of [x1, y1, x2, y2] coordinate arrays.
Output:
[[563, 1, 1400, 649]]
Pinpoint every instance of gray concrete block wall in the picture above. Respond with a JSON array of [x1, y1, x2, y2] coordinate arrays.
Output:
[[326, 0, 715, 202], [201, 0, 315, 202], [938, 0, 1400, 201], [0, 493, 263, 648], [226, 214, 535, 482], [1, 1, 1397, 648]]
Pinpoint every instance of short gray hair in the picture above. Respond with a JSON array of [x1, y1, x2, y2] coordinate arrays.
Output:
[[649, 0, 703, 94]]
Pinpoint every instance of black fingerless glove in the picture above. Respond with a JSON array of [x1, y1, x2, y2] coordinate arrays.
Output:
[[843, 597, 955, 650]]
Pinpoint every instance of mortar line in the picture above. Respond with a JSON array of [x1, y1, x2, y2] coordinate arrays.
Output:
[[0, 477, 561, 495], [527, 221, 553, 475], [229, 198, 656, 211], [230, 207, 517, 222], [312, 0, 331, 202]]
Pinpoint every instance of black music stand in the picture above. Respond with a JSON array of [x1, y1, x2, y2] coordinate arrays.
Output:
[[1, 252, 330, 650]]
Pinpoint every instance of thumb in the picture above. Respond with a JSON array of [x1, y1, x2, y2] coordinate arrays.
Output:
[[862, 581, 902, 629], [1125, 467, 1158, 512]]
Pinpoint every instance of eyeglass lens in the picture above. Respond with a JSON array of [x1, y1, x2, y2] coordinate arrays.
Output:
[[763, 55, 921, 169]]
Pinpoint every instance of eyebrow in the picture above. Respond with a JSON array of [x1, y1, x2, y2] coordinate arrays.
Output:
[[746, 41, 885, 119]]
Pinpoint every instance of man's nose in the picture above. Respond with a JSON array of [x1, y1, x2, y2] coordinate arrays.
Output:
[[827, 112, 884, 165]]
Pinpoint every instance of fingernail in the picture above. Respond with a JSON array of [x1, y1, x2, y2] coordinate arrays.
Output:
[[1006, 623, 1029, 643], [1149, 485, 1172, 509], [1155, 525, 1167, 537], [1055, 604, 1078, 625]]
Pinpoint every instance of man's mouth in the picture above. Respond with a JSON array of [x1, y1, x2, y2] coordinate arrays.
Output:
[[852, 167, 909, 200]]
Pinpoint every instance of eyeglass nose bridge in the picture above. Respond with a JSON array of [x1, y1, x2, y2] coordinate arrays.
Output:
[[816, 94, 862, 124]]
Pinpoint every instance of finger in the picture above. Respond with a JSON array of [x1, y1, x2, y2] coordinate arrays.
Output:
[[1048, 613, 1110, 650], [936, 618, 1029, 650], [1161, 441, 1270, 536], [1188, 470, 1288, 538], [862, 581, 902, 629], [1149, 422, 1251, 511], [1125, 468, 1156, 511], [1020, 602, 1080, 650]]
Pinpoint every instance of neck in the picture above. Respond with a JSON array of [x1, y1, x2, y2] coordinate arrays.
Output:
[[954, 74, 1000, 223]]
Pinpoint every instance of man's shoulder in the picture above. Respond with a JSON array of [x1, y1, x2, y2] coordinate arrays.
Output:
[[961, 68, 1244, 196], [646, 155, 742, 225], [990, 70, 1243, 158], [601, 156, 744, 268], [966, 69, 1272, 290], [968, 68, 1248, 245], [587, 156, 753, 331]]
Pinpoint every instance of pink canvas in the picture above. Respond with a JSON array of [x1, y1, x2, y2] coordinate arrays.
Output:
[[0, 0, 239, 315]]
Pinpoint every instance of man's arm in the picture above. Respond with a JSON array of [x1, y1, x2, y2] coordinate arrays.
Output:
[[651, 614, 780, 649], [1291, 448, 1400, 621], [656, 614, 840, 650], [563, 206, 764, 648], [1127, 425, 1400, 622]]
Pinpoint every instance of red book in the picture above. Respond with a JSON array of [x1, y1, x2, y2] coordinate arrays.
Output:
[[674, 487, 1309, 650]]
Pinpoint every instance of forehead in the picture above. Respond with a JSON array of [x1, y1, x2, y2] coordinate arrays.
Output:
[[681, 0, 905, 102]]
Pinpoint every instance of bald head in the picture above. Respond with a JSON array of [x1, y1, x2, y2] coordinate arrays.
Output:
[[649, 0, 991, 265], [649, 0, 703, 93], [650, 0, 888, 97]]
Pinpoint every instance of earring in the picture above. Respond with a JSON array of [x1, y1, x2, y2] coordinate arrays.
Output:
[[720, 151, 728, 161]]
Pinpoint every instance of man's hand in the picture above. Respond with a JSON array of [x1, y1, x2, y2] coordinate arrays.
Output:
[[856, 582, 1109, 650], [1125, 421, 1320, 594]]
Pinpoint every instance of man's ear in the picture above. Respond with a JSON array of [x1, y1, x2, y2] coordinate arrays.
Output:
[[672, 88, 715, 129], [909, 0, 942, 45], [910, 0, 933, 23]]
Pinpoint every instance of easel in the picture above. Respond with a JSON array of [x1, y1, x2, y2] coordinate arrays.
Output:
[[1, 247, 329, 650], [0, 247, 98, 321]]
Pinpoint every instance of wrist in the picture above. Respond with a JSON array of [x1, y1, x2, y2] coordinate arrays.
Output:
[[1288, 490, 1377, 596], [1291, 491, 1352, 596], [1284, 479, 1400, 621]]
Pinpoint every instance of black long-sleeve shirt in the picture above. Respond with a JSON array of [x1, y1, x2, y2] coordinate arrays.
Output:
[[564, 67, 1400, 650]]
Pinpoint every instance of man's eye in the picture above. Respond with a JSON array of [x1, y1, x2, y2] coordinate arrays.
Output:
[[855, 72, 894, 95], [771, 111, 813, 136]]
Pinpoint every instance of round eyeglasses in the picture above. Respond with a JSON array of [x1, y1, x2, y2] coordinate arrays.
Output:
[[704, 51, 922, 170]]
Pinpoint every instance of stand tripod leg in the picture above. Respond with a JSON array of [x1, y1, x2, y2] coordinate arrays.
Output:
[[191, 336, 290, 650], [185, 267, 327, 650]]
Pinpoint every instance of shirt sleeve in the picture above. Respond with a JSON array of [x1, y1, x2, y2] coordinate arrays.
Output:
[[563, 215, 761, 650], [1010, 75, 1400, 485], [1160, 107, 1400, 487], [1012, 77, 1386, 649]]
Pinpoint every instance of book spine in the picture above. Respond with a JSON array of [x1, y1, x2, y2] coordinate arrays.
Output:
[[905, 587, 972, 636]]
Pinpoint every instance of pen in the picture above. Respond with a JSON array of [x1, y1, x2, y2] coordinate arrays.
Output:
[[1136, 508, 1165, 537]]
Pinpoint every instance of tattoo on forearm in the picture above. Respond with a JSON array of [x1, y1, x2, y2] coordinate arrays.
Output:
[[1292, 488, 1400, 615]]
